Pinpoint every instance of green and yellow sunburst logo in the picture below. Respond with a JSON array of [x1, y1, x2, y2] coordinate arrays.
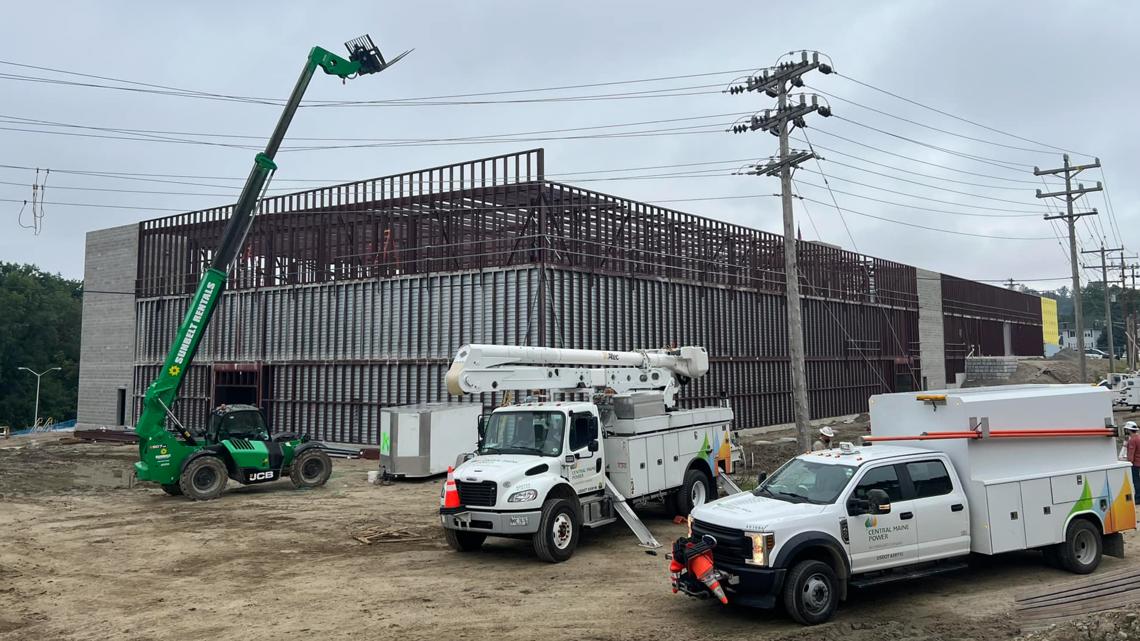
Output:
[[865, 516, 877, 528], [167, 365, 181, 377]]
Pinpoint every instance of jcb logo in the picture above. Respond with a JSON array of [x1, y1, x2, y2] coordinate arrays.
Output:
[[248, 471, 275, 481]]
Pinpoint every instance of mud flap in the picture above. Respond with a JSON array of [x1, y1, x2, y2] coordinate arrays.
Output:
[[1104, 532, 1125, 558]]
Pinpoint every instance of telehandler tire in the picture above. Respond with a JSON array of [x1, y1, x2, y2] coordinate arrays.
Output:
[[161, 483, 183, 496], [533, 498, 580, 563], [444, 528, 486, 552], [179, 456, 228, 501], [290, 448, 332, 489], [1057, 519, 1102, 574]]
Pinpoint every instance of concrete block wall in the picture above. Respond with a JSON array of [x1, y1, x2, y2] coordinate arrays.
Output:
[[77, 224, 138, 428], [916, 268, 946, 389], [964, 356, 1022, 385]]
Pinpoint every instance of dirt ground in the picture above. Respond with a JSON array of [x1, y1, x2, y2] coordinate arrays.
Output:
[[3, 431, 1139, 641]]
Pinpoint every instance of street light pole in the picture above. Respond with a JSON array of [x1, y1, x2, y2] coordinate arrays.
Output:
[[17, 366, 61, 429]]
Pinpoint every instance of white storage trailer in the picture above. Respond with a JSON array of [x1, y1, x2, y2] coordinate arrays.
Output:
[[379, 403, 482, 478]]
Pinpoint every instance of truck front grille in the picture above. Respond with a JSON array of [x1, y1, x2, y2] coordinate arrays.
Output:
[[456, 480, 497, 507], [691, 519, 751, 566]]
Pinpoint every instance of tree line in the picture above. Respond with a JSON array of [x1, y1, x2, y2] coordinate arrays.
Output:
[[0, 263, 82, 429]]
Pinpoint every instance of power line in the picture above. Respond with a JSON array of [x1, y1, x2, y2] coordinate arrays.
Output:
[[799, 141, 1043, 189], [807, 86, 1069, 156], [795, 195, 1054, 240], [833, 72, 1095, 157], [829, 116, 1036, 170], [796, 170, 1048, 212], [803, 128, 1044, 180]]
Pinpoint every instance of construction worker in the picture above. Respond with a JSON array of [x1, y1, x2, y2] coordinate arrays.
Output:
[[1125, 422, 1140, 502], [812, 426, 835, 452]]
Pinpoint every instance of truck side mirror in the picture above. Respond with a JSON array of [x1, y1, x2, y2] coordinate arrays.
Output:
[[476, 414, 488, 445], [867, 489, 891, 515], [588, 439, 599, 453], [757, 471, 767, 485]]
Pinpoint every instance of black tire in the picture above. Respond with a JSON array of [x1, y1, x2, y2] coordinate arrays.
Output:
[[783, 559, 839, 625], [289, 448, 332, 489], [179, 456, 228, 501], [532, 498, 580, 563], [674, 469, 715, 516], [1057, 519, 1102, 574], [161, 483, 183, 496], [444, 528, 486, 552]]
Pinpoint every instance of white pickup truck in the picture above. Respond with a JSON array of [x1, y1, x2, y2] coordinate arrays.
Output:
[[671, 385, 1135, 624]]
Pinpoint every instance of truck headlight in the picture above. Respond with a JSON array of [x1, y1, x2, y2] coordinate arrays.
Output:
[[507, 489, 538, 503], [745, 532, 776, 567]]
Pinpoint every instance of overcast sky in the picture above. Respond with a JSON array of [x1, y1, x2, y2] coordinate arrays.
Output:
[[1, 1, 1137, 291]]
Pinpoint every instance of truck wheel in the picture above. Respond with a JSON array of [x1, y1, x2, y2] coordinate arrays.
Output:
[[783, 559, 839, 625], [675, 469, 715, 515], [1058, 519, 1102, 574], [444, 528, 486, 552], [179, 456, 228, 501], [161, 484, 183, 496], [290, 448, 332, 489], [533, 498, 580, 563]]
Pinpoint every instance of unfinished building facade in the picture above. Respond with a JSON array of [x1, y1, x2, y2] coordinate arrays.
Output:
[[79, 149, 1045, 443]]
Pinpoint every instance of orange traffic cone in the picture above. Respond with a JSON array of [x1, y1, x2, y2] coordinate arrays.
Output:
[[688, 550, 728, 604], [442, 466, 460, 509], [669, 557, 684, 594]]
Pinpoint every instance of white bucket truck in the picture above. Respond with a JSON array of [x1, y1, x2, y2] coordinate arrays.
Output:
[[671, 385, 1135, 624], [438, 344, 737, 562]]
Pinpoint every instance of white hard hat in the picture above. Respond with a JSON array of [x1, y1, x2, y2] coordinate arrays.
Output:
[[1125, 421, 1138, 432], [819, 426, 835, 438]]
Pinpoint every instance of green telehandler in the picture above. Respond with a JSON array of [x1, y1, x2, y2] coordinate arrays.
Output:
[[133, 35, 408, 500]]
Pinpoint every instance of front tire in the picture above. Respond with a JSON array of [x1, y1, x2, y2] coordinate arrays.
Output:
[[179, 456, 228, 501], [532, 498, 580, 563], [290, 448, 332, 489], [444, 529, 486, 552], [1057, 519, 1102, 574], [783, 559, 839, 625], [674, 469, 715, 516]]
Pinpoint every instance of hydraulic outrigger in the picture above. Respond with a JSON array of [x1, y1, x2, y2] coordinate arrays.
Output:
[[133, 35, 408, 500]]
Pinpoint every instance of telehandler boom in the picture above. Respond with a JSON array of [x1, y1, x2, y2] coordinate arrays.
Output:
[[133, 35, 407, 500]]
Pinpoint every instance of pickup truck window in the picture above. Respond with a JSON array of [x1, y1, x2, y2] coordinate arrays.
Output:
[[481, 411, 565, 457], [905, 460, 953, 498], [852, 465, 904, 502], [756, 459, 856, 504]]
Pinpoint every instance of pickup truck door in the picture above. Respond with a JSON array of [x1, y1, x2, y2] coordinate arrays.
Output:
[[565, 412, 605, 494], [844, 463, 919, 573], [902, 459, 971, 561]]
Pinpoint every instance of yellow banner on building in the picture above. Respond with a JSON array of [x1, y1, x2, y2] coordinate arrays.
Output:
[[1040, 296, 1059, 345]]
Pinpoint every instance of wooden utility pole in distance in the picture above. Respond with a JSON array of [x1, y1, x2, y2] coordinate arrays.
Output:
[[729, 51, 833, 452], [1035, 155, 1103, 382], [1081, 245, 1123, 373]]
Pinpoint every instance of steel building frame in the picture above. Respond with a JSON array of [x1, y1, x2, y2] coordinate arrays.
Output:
[[130, 149, 1038, 442]]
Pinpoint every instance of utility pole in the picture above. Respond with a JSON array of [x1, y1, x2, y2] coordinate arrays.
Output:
[[1131, 264, 1138, 370], [1035, 155, 1103, 382], [1082, 245, 1123, 373], [729, 51, 833, 452], [17, 366, 60, 429], [1006, 278, 1017, 290]]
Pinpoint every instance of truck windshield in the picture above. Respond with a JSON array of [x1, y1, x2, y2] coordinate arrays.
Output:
[[755, 458, 856, 505], [481, 411, 565, 457]]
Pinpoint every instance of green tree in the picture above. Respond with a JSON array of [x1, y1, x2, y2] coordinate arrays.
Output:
[[0, 263, 82, 429]]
